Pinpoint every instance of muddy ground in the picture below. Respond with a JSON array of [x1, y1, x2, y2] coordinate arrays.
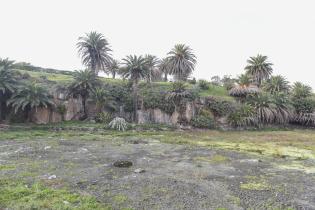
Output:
[[0, 133, 315, 210]]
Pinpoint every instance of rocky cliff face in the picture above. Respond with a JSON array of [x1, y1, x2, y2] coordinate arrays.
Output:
[[31, 92, 198, 125]]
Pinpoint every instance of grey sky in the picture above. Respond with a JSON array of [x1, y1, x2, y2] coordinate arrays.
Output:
[[1, 0, 315, 87]]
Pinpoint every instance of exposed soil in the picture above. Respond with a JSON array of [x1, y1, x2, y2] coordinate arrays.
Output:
[[0, 134, 314, 210]]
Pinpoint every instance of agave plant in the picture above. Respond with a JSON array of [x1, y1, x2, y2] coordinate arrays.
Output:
[[108, 117, 128, 131]]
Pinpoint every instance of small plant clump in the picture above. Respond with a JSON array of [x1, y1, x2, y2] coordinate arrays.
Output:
[[95, 112, 113, 123], [108, 117, 128, 131]]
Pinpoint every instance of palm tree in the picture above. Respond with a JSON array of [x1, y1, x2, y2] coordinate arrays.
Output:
[[229, 74, 260, 100], [272, 92, 294, 124], [0, 66, 17, 121], [167, 44, 196, 81], [291, 82, 312, 99], [247, 93, 276, 125], [68, 69, 99, 119], [159, 58, 170, 82], [245, 54, 273, 86], [7, 82, 54, 122], [106, 59, 120, 79], [0, 58, 15, 69], [263, 75, 290, 94], [144, 55, 160, 83], [77, 31, 113, 75], [90, 88, 116, 113], [166, 82, 191, 113], [121, 55, 148, 121]]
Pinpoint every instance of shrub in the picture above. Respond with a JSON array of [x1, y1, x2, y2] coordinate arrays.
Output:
[[227, 104, 257, 127], [95, 112, 113, 123], [108, 117, 128, 131], [188, 77, 197, 85], [142, 88, 175, 114], [292, 97, 315, 114], [191, 115, 214, 129], [206, 97, 235, 117], [56, 104, 67, 121], [198, 79, 210, 90]]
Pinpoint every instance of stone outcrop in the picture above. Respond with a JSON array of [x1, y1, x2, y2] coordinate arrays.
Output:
[[31, 90, 198, 125]]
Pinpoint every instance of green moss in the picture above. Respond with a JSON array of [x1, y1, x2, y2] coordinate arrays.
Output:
[[0, 179, 111, 210], [240, 176, 270, 191], [194, 155, 229, 164], [113, 194, 128, 204], [0, 165, 16, 171]]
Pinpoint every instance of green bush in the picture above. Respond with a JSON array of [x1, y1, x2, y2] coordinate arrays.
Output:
[[227, 104, 257, 127], [95, 112, 113, 123], [292, 97, 315, 114], [206, 97, 235, 117], [198, 79, 210, 90], [191, 115, 214, 129]]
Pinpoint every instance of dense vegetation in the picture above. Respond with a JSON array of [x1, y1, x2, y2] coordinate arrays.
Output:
[[0, 32, 314, 129]]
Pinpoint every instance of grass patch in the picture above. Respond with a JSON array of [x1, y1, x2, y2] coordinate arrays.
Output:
[[240, 176, 270, 191], [194, 154, 229, 164], [0, 165, 16, 171], [0, 179, 111, 210]]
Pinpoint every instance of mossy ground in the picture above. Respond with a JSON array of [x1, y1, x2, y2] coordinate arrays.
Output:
[[0, 125, 315, 209]]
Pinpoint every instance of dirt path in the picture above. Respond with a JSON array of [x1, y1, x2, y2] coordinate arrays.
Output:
[[0, 136, 314, 210]]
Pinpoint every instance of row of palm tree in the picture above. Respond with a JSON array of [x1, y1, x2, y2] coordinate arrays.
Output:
[[77, 31, 197, 82], [228, 54, 315, 127]]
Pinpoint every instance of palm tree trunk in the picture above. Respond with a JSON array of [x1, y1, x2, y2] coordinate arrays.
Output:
[[164, 73, 168, 82], [82, 96, 87, 119], [0, 92, 3, 121], [112, 72, 116, 79], [132, 80, 138, 122], [0, 101, 2, 122]]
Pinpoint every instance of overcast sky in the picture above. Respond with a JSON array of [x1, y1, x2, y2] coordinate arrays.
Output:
[[1, 0, 315, 87]]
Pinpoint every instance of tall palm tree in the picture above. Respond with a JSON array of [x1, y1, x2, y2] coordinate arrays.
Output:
[[245, 54, 273, 86], [121, 55, 148, 121], [158, 58, 170, 82], [106, 59, 120, 79], [291, 82, 312, 99], [0, 66, 17, 121], [77, 31, 113, 75], [263, 75, 290, 94], [7, 82, 54, 122], [144, 54, 160, 83], [68, 69, 99, 119], [167, 44, 196, 81]]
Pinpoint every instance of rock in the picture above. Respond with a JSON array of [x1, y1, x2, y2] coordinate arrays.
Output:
[[44, 146, 51, 150], [63, 201, 70, 205], [240, 159, 262, 163], [48, 175, 57, 180], [113, 160, 133, 168], [134, 168, 145, 173]]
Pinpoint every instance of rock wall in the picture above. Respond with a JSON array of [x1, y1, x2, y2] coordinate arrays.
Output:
[[31, 92, 198, 125]]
